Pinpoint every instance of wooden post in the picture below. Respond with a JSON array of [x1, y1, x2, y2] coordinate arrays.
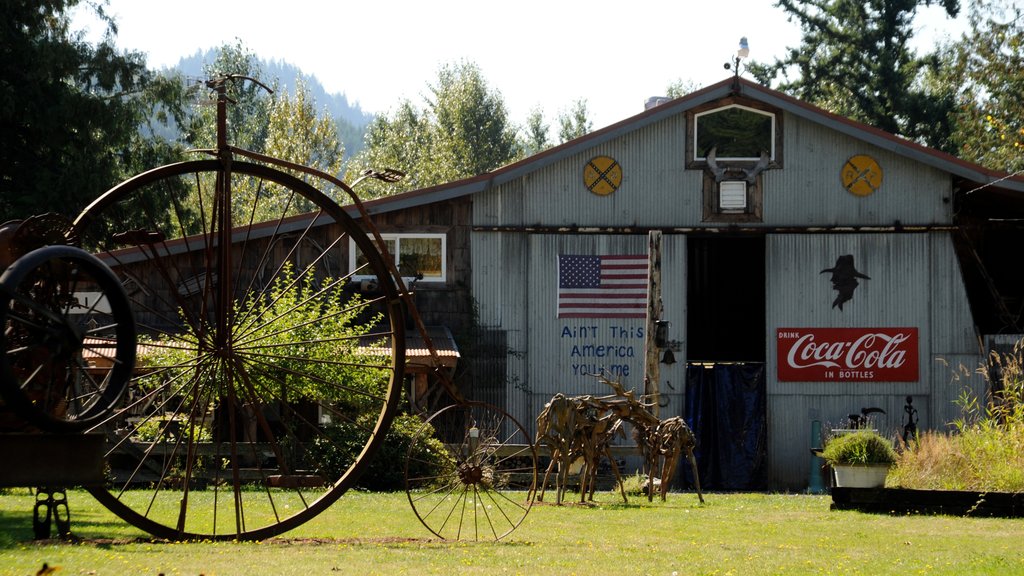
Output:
[[645, 230, 663, 417]]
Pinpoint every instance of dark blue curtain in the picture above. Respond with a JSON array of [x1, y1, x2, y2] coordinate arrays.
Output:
[[683, 362, 767, 491]]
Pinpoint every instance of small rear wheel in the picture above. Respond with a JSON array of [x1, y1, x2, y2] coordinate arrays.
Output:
[[0, 245, 135, 432], [405, 401, 537, 541]]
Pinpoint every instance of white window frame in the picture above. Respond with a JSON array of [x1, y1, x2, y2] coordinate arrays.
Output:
[[693, 104, 776, 162], [349, 233, 447, 283]]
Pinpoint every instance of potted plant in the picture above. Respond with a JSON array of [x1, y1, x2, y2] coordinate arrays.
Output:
[[821, 429, 897, 488]]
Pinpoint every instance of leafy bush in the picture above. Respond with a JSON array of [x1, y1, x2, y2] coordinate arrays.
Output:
[[308, 412, 454, 491], [821, 430, 897, 466], [616, 472, 652, 497]]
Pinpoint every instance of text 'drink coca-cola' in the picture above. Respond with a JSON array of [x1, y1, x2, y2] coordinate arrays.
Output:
[[776, 327, 919, 382]]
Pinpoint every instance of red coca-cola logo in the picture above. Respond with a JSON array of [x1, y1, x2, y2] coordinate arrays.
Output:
[[777, 328, 918, 382]]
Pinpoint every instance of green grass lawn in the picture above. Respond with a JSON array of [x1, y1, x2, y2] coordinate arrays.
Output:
[[1, 488, 1022, 575]]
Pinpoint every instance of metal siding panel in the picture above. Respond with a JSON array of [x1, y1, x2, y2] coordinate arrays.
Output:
[[658, 234, 688, 417], [526, 234, 650, 394], [766, 113, 952, 226], [476, 116, 706, 228], [928, 233, 979, 354], [471, 230, 532, 427], [765, 232, 983, 488]]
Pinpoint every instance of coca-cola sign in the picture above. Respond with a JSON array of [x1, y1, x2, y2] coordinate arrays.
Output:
[[777, 328, 919, 382]]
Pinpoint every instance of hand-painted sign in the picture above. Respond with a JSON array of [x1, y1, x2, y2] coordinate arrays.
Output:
[[777, 327, 918, 382]]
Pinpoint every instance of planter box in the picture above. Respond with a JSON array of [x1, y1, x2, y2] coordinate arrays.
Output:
[[832, 464, 889, 488], [831, 487, 1024, 518]]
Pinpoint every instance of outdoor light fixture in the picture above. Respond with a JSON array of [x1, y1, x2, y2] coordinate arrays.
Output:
[[654, 320, 671, 348], [351, 167, 406, 188]]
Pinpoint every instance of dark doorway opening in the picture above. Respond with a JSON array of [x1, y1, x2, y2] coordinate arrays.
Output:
[[686, 236, 766, 362], [682, 236, 768, 491]]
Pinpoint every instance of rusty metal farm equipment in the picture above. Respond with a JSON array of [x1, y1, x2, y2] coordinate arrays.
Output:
[[0, 76, 537, 542]]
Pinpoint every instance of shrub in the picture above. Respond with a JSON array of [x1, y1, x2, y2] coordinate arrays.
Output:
[[821, 430, 897, 466], [308, 412, 454, 491]]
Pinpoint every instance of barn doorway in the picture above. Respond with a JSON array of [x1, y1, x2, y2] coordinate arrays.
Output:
[[686, 236, 765, 362], [682, 236, 767, 490]]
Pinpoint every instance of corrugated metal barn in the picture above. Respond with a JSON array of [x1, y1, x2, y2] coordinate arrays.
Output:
[[357, 76, 1024, 491]]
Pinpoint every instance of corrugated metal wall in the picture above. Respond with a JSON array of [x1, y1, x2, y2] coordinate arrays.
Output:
[[765, 232, 980, 488], [766, 115, 954, 226], [471, 231, 690, 438]]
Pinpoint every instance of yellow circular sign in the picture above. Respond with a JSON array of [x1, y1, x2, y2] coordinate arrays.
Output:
[[842, 154, 883, 197], [583, 156, 622, 196]]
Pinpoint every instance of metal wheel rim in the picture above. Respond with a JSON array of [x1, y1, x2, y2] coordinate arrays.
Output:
[[405, 401, 537, 541], [74, 159, 405, 540]]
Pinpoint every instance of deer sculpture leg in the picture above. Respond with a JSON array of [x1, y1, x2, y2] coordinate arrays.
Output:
[[603, 445, 628, 503], [538, 449, 558, 502], [686, 446, 705, 504]]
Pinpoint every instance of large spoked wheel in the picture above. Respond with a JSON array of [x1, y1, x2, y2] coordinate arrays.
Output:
[[0, 245, 136, 432], [405, 401, 537, 541], [72, 159, 405, 540]]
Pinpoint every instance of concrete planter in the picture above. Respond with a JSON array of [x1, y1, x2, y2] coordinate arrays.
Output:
[[832, 464, 889, 488]]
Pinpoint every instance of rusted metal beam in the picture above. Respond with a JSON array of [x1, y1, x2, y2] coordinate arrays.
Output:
[[471, 224, 961, 234]]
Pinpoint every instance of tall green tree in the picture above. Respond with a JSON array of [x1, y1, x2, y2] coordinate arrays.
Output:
[[264, 79, 345, 177], [349, 61, 519, 198], [749, 0, 960, 150], [519, 107, 551, 156], [557, 99, 592, 144], [0, 0, 184, 221], [942, 0, 1024, 172]]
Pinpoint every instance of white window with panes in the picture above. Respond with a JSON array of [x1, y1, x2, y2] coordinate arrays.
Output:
[[349, 233, 446, 282]]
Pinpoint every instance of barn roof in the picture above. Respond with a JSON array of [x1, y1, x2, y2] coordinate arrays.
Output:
[[349, 76, 1024, 218]]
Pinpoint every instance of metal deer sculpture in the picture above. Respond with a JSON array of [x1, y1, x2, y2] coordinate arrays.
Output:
[[535, 393, 628, 504], [535, 374, 703, 505]]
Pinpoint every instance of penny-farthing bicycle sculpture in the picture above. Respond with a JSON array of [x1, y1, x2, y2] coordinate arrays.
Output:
[[68, 76, 536, 541]]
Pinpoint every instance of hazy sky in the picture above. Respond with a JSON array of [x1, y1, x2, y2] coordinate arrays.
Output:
[[73, 1, 966, 130]]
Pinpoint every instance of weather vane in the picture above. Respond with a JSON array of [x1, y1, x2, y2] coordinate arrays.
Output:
[[724, 37, 749, 88]]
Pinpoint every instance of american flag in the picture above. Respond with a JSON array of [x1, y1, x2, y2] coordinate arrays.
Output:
[[557, 254, 648, 318]]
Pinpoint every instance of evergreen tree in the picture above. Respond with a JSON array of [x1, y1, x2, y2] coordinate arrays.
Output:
[[0, 0, 183, 220], [749, 0, 960, 150]]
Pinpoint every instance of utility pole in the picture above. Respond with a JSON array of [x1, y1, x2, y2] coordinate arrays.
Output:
[[645, 230, 663, 417]]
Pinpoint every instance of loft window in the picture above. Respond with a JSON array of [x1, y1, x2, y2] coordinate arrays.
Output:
[[349, 233, 446, 282], [694, 104, 775, 162], [687, 98, 781, 223]]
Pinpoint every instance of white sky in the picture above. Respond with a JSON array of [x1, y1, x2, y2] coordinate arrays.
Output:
[[72, 1, 967, 130]]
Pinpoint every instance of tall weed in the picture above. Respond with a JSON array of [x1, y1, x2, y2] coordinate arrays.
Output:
[[889, 339, 1024, 492]]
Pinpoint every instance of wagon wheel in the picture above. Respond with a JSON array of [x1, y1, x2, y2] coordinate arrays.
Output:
[[405, 401, 537, 541], [72, 159, 405, 541], [0, 245, 136, 432]]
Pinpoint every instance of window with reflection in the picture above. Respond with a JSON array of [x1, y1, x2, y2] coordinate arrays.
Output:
[[694, 104, 775, 161], [350, 233, 446, 281]]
